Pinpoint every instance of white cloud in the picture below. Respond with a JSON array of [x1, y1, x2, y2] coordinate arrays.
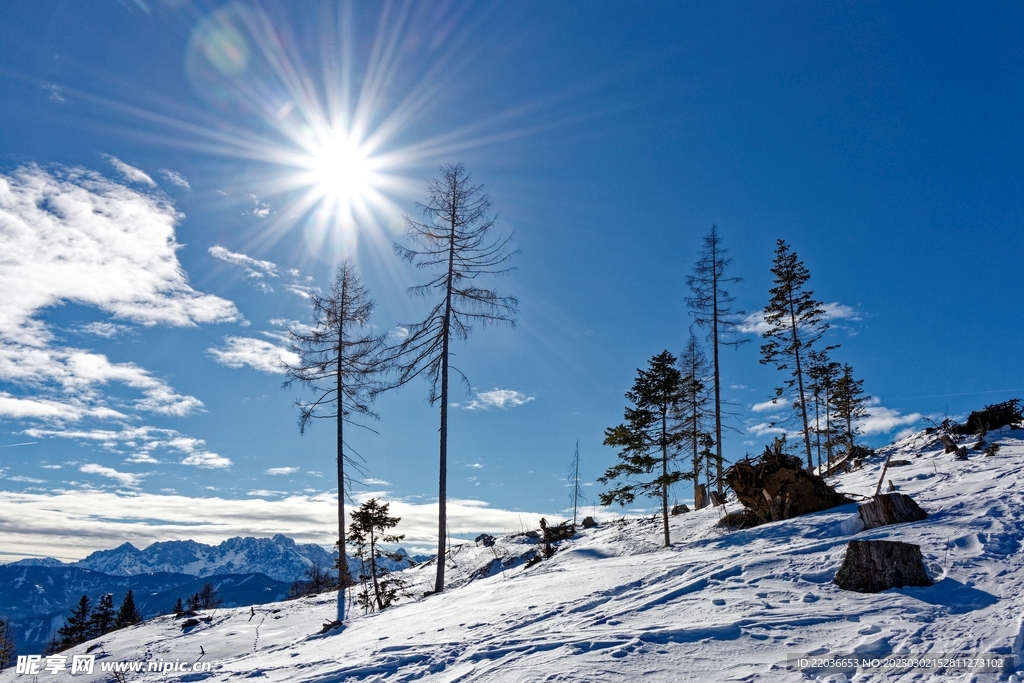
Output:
[[363, 477, 391, 486], [208, 336, 300, 374], [857, 400, 924, 436], [208, 245, 279, 282], [739, 302, 861, 335], [747, 422, 788, 438], [266, 467, 300, 476], [458, 389, 535, 411], [391, 326, 409, 339], [77, 322, 133, 338], [160, 169, 191, 189], [0, 165, 239, 340], [25, 425, 232, 469], [104, 156, 156, 187], [42, 82, 65, 103], [751, 399, 782, 413], [0, 489, 557, 562], [79, 463, 141, 488], [0, 392, 125, 421], [7, 475, 45, 484]]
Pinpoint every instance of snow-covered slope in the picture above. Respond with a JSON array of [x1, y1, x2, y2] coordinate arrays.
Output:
[[8, 428, 1024, 682]]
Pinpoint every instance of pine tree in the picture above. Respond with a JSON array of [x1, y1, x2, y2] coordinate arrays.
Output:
[[284, 261, 389, 621], [114, 589, 142, 628], [0, 616, 16, 671], [347, 498, 407, 612], [806, 349, 841, 474], [759, 240, 830, 470], [832, 364, 869, 456], [686, 225, 746, 494], [172, 597, 184, 615], [89, 593, 116, 637], [600, 351, 687, 547], [391, 163, 517, 593], [677, 335, 713, 508], [57, 595, 92, 649]]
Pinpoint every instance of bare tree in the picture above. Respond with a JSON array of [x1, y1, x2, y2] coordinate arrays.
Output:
[[686, 225, 746, 494], [391, 163, 517, 593], [677, 334, 712, 508], [567, 440, 585, 525], [760, 240, 829, 470], [284, 261, 388, 621]]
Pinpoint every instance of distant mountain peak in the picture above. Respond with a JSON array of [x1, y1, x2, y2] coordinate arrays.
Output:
[[70, 535, 335, 583]]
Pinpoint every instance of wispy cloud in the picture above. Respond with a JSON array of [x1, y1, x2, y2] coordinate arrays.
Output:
[[739, 302, 862, 335], [857, 399, 924, 436], [77, 322, 134, 338], [104, 155, 156, 187], [751, 399, 782, 413], [455, 389, 535, 411], [25, 425, 232, 469], [79, 463, 142, 488], [209, 245, 279, 280], [266, 466, 300, 475], [42, 82, 65, 103], [207, 336, 299, 374], [159, 169, 191, 189]]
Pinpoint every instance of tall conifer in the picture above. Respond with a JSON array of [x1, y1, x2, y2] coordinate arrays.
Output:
[[760, 240, 828, 470]]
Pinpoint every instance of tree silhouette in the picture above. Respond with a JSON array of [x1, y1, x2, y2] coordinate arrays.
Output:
[[600, 351, 687, 547], [114, 589, 142, 628], [391, 163, 517, 593], [686, 225, 746, 494], [89, 593, 116, 637], [57, 595, 92, 649], [347, 498, 407, 612], [833, 364, 869, 456], [677, 334, 713, 507], [760, 240, 829, 470], [285, 261, 388, 620]]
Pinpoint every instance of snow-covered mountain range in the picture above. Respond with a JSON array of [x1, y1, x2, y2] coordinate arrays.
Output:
[[12, 534, 337, 583], [5, 426, 1024, 681]]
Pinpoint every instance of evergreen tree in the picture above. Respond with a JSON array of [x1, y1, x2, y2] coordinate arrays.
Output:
[[832, 364, 869, 455], [284, 261, 388, 621], [57, 595, 92, 649], [172, 597, 184, 615], [347, 498, 407, 612], [686, 225, 746, 494], [114, 589, 142, 628], [677, 335, 713, 508], [89, 593, 116, 637], [806, 349, 841, 474], [391, 163, 518, 593], [0, 616, 16, 672], [600, 351, 687, 547], [759, 240, 830, 470]]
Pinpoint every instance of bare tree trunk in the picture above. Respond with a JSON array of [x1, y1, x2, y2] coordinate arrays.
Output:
[[708, 235, 723, 494], [434, 207, 456, 595], [336, 281, 346, 622], [788, 299, 813, 469], [661, 409, 670, 547]]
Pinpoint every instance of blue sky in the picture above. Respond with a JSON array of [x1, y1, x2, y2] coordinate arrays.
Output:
[[1, 1, 1022, 560]]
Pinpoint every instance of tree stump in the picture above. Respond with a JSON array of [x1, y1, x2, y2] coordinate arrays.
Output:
[[670, 503, 690, 515], [940, 434, 958, 454], [858, 493, 927, 531], [582, 516, 598, 528], [709, 491, 728, 507], [694, 484, 708, 510], [834, 540, 932, 592]]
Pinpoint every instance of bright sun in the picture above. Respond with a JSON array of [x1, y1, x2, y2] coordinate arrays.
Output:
[[302, 130, 373, 211]]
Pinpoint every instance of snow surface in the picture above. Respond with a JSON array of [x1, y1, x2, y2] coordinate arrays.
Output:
[[7, 428, 1024, 682]]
